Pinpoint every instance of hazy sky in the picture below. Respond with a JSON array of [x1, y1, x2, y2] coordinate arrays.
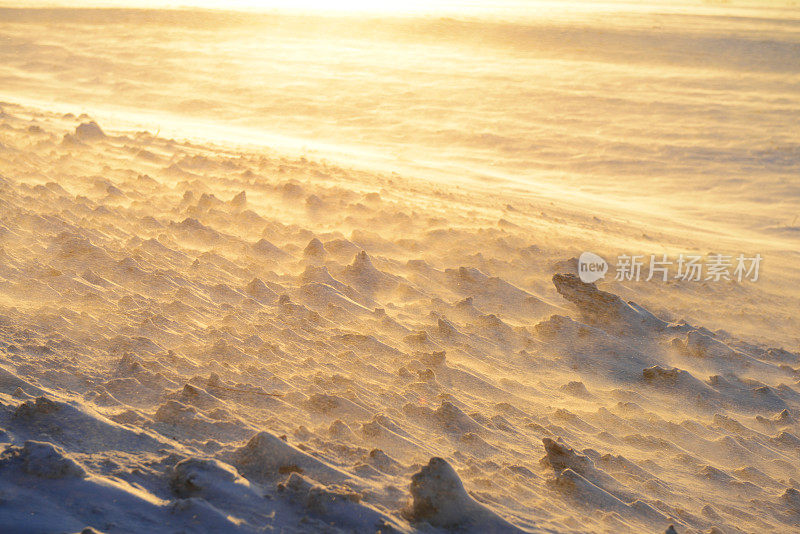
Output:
[[4, 0, 798, 15]]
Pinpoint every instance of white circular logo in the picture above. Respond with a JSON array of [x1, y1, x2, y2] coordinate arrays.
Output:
[[578, 252, 608, 283]]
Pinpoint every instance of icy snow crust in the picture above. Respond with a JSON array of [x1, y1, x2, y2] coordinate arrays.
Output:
[[0, 105, 799, 533]]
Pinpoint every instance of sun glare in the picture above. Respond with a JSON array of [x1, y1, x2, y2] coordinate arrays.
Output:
[[7, 0, 530, 16], [169, 0, 422, 12], [12, 0, 470, 14]]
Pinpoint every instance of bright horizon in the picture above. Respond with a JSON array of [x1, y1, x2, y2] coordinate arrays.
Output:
[[4, 0, 799, 15]]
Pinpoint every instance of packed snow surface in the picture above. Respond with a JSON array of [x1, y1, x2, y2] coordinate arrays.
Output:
[[0, 2, 799, 533]]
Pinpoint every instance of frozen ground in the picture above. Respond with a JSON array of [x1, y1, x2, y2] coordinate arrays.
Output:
[[0, 102, 798, 533], [1, 2, 799, 533]]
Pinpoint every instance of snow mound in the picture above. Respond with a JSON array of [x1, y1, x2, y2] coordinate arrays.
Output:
[[434, 401, 486, 434], [303, 393, 373, 420], [244, 278, 278, 302], [0, 440, 86, 478], [541, 438, 596, 475], [0, 367, 44, 396], [405, 457, 524, 532], [11, 396, 163, 453], [548, 468, 668, 525], [341, 251, 398, 295], [229, 431, 352, 485], [780, 488, 800, 513], [170, 457, 252, 499], [278, 471, 361, 513], [303, 238, 326, 259], [75, 121, 106, 141], [251, 238, 290, 259], [552, 273, 665, 332]]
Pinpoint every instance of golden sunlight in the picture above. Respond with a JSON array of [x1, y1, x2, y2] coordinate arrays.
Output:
[[1, 1, 799, 533], [159, 0, 435, 12], [17, 0, 481, 14]]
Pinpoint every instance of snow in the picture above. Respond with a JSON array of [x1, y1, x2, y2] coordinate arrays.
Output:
[[0, 3, 799, 532]]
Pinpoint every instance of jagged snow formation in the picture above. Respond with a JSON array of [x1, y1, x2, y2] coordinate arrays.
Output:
[[0, 103, 798, 533]]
